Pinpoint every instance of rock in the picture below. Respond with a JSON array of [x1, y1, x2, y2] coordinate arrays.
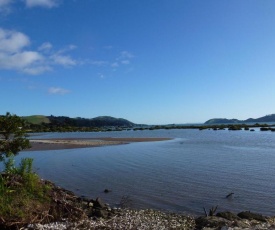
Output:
[[216, 212, 241, 221], [93, 197, 107, 209], [234, 219, 251, 228], [226, 192, 234, 198], [195, 216, 232, 229], [104, 189, 111, 193], [237, 211, 266, 222], [93, 209, 109, 219]]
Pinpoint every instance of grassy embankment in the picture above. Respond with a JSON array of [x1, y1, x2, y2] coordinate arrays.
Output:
[[0, 158, 85, 229]]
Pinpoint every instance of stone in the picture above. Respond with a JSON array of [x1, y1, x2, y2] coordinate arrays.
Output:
[[94, 209, 109, 219], [93, 197, 107, 209], [237, 211, 266, 222], [104, 189, 111, 193], [195, 216, 232, 229], [216, 212, 241, 221]]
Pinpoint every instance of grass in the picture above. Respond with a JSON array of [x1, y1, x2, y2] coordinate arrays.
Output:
[[0, 158, 52, 228], [22, 115, 50, 125], [0, 157, 87, 229]]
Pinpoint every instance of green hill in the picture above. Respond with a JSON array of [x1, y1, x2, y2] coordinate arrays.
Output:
[[47, 115, 135, 128], [22, 115, 50, 125], [205, 114, 275, 124]]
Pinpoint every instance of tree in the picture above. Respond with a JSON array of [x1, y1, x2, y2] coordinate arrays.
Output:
[[0, 112, 30, 161]]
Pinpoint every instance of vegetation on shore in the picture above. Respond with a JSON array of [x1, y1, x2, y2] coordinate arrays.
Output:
[[133, 123, 275, 132], [0, 113, 87, 229]]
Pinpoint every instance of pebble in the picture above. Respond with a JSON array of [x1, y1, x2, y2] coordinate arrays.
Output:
[[25, 209, 275, 230], [27, 209, 195, 230]]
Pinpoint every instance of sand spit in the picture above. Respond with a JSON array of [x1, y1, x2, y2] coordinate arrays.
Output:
[[28, 137, 171, 151]]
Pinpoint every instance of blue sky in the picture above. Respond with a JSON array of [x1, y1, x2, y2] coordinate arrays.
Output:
[[0, 0, 275, 124]]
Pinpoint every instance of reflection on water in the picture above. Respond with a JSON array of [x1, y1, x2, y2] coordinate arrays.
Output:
[[12, 129, 275, 215]]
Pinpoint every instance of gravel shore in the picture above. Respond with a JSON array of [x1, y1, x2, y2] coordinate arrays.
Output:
[[27, 209, 195, 230], [27, 208, 275, 230]]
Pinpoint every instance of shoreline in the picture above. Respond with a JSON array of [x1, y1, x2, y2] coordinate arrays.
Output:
[[27, 181, 275, 230], [27, 137, 172, 151]]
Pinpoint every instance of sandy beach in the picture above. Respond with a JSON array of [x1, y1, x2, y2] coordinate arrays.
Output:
[[28, 137, 171, 151]]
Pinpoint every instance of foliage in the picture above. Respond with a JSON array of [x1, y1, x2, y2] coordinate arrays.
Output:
[[0, 113, 86, 229], [22, 115, 50, 125], [0, 112, 31, 161], [0, 158, 51, 228]]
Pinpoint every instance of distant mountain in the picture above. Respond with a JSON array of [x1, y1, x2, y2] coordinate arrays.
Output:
[[204, 114, 275, 125], [23, 115, 135, 128], [245, 114, 275, 123], [204, 118, 240, 125]]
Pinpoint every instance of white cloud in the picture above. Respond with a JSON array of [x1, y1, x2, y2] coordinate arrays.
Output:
[[0, 0, 12, 6], [0, 0, 12, 8], [23, 66, 51, 75], [116, 50, 134, 66], [48, 87, 70, 95], [0, 28, 30, 53], [0, 0, 12, 14], [111, 62, 119, 68], [119, 51, 134, 59], [50, 54, 76, 66], [25, 0, 60, 8], [38, 42, 53, 51], [0, 51, 42, 68], [0, 28, 47, 74], [0, 27, 78, 74], [0, 0, 61, 14]]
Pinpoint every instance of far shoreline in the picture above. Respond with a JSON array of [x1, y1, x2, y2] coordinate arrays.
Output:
[[27, 137, 172, 151]]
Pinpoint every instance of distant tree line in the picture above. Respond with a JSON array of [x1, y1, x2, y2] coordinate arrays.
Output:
[[25, 115, 135, 133]]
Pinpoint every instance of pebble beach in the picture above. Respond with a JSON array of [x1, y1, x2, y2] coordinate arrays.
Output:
[[27, 208, 275, 230]]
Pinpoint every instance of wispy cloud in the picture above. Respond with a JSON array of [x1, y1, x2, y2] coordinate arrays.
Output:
[[0, 0, 12, 7], [0, 27, 78, 74], [86, 50, 136, 78], [0, 0, 61, 14], [119, 51, 134, 59], [111, 62, 119, 68], [0, 0, 13, 14], [116, 50, 134, 66], [50, 54, 76, 66], [38, 42, 53, 52], [89, 60, 108, 67], [25, 0, 61, 8], [48, 87, 70, 95], [121, 60, 130, 65]]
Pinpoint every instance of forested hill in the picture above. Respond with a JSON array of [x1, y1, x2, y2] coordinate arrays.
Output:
[[22, 115, 135, 128], [205, 114, 275, 124]]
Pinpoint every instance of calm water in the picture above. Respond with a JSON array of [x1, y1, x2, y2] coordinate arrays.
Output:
[[13, 129, 275, 216]]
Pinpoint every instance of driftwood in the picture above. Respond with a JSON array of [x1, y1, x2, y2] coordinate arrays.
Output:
[[203, 206, 218, 217]]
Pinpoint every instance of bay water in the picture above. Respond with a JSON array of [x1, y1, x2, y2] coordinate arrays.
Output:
[[13, 129, 275, 216]]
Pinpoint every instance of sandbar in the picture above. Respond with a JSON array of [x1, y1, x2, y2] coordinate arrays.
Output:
[[27, 137, 171, 151]]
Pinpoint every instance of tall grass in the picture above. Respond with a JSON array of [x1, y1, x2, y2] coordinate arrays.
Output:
[[0, 158, 51, 228]]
